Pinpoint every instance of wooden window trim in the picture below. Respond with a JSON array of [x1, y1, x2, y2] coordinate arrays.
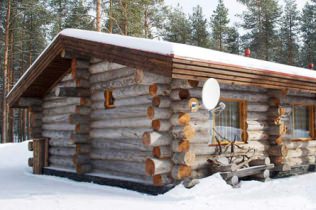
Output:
[[287, 103, 316, 141], [104, 89, 115, 109], [209, 98, 248, 146]]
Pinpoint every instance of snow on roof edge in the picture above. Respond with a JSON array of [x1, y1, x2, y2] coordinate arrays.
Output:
[[60, 29, 316, 80], [8, 28, 316, 100]]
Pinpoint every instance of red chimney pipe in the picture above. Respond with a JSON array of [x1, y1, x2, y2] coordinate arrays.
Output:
[[244, 48, 251, 57], [308, 63, 314, 70]]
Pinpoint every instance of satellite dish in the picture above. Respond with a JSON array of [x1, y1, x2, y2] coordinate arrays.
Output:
[[202, 78, 220, 110]]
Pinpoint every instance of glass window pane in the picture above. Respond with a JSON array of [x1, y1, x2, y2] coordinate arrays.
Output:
[[288, 105, 310, 139], [214, 101, 242, 142]]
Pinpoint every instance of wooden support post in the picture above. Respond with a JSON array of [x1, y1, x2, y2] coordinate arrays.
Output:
[[32, 138, 48, 174]]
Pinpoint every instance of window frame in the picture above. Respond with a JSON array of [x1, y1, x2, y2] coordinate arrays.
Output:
[[209, 98, 248, 146], [287, 103, 315, 141], [104, 89, 115, 109]]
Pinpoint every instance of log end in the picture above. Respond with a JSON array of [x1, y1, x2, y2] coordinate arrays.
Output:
[[183, 125, 196, 140], [188, 80, 199, 88], [147, 106, 154, 120], [28, 141, 34, 151], [152, 120, 160, 131], [149, 84, 158, 96], [28, 157, 34, 167], [152, 96, 160, 107], [142, 132, 151, 146], [145, 158, 155, 176], [178, 113, 190, 125], [153, 174, 173, 186], [179, 89, 190, 100], [172, 140, 190, 152], [171, 165, 192, 180]]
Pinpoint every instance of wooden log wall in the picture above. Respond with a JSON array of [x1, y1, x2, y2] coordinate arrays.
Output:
[[169, 81, 271, 179], [89, 59, 173, 186], [42, 58, 91, 173], [269, 90, 316, 172]]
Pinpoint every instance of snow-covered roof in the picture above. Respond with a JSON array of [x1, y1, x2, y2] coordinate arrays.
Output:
[[61, 29, 316, 80], [7, 29, 316, 106]]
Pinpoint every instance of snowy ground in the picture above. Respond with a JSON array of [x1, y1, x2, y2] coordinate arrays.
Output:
[[1, 142, 316, 210]]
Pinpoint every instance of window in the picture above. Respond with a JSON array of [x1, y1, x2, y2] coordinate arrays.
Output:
[[104, 89, 115, 109], [211, 99, 247, 144], [287, 105, 315, 140]]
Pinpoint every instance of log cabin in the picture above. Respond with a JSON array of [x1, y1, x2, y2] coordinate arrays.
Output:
[[7, 29, 316, 194]]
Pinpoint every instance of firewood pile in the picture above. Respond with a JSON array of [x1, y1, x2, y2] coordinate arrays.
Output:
[[207, 137, 274, 187]]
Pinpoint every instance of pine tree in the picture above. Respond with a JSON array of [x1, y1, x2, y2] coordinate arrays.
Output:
[[238, 0, 281, 60], [161, 5, 191, 44], [210, 0, 229, 51], [226, 27, 240, 54], [278, 0, 300, 65], [64, 0, 95, 30], [300, 2, 316, 66], [189, 5, 210, 48]]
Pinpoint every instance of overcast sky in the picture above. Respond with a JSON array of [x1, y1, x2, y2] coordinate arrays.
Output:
[[164, 0, 310, 26]]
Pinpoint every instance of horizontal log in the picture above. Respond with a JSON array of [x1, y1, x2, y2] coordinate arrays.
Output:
[[216, 83, 267, 93], [269, 145, 288, 156], [15, 97, 42, 108], [171, 79, 199, 89], [92, 138, 150, 152], [170, 113, 191, 126], [75, 163, 92, 175], [247, 103, 269, 112], [152, 96, 171, 108], [90, 67, 134, 83], [49, 147, 76, 156], [187, 88, 269, 102], [49, 155, 74, 168], [285, 140, 316, 149], [91, 149, 151, 162], [171, 165, 192, 180], [247, 112, 268, 121], [90, 128, 150, 139], [43, 97, 90, 109], [49, 139, 75, 147], [172, 152, 195, 166], [147, 106, 172, 120], [153, 174, 174, 186], [152, 120, 172, 132], [91, 117, 152, 129], [60, 79, 90, 88], [145, 158, 173, 176], [287, 156, 316, 167], [70, 134, 89, 144], [89, 61, 125, 74], [55, 87, 90, 97], [73, 154, 90, 165], [249, 169, 270, 179], [90, 74, 136, 91], [91, 95, 153, 108], [43, 105, 90, 116], [43, 130, 72, 139], [286, 147, 316, 158], [91, 106, 148, 120], [248, 131, 269, 141], [135, 69, 171, 85], [92, 159, 146, 175], [152, 146, 172, 159], [190, 155, 209, 170], [247, 120, 269, 131], [76, 144, 91, 154], [170, 89, 190, 100], [249, 157, 271, 166], [142, 131, 172, 147], [171, 125, 196, 140], [92, 168, 153, 184]]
